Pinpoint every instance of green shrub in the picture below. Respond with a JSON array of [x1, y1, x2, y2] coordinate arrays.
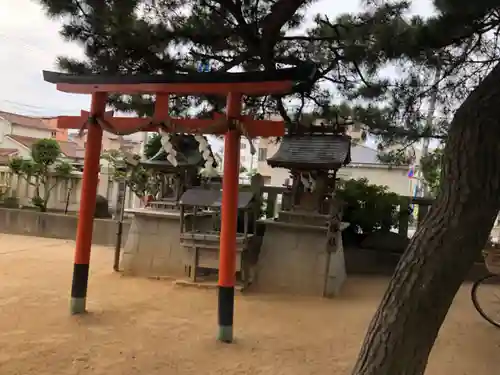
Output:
[[9, 139, 73, 212], [337, 178, 401, 234], [3, 197, 19, 209]]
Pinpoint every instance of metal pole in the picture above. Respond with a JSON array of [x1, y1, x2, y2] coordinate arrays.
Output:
[[419, 66, 441, 197]]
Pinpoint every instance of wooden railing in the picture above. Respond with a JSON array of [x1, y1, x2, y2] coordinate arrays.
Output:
[[397, 196, 434, 238]]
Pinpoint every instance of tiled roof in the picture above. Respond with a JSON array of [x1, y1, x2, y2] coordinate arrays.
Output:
[[350, 144, 410, 166], [0, 148, 18, 166], [7, 135, 78, 158], [350, 144, 381, 164], [0, 111, 55, 130], [267, 134, 351, 170], [0, 148, 18, 157]]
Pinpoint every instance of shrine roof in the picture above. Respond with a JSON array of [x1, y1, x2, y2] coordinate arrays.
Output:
[[141, 134, 217, 170], [42, 64, 317, 96], [180, 188, 254, 209], [267, 134, 351, 170]]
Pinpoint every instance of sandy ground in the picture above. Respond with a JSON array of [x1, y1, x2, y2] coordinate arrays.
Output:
[[0, 234, 499, 375]]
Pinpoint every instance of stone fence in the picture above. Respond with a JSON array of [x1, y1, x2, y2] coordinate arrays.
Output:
[[0, 207, 487, 280], [0, 208, 130, 246], [0, 166, 139, 213]]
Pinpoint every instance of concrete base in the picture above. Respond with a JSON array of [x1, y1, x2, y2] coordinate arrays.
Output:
[[70, 297, 86, 314], [120, 209, 214, 278], [253, 220, 347, 297]]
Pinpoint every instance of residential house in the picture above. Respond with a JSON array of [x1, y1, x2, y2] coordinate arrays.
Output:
[[0, 110, 76, 161], [0, 134, 79, 160], [0, 148, 18, 166], [240, 138, 257, 173], [69, 132, 142, 161], [0, 111, 68, 141]]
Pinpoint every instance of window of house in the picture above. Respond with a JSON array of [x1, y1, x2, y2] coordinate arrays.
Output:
[[258, 148, 267, 161], [51, 131, 57, 138], [240, 142, 246, 149]]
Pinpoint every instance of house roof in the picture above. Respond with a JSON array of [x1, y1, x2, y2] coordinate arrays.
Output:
[[0, 111, 57, 130], [6, 135, 78, 158], [350, 144, 381, 164], [350, 144, 410, 166], [0, 148, 18, 157], [0, 148, 18, 166], [267, 134, 351, 170]]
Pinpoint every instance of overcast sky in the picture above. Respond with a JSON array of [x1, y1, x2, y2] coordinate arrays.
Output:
[[0, 0, 434, 119]]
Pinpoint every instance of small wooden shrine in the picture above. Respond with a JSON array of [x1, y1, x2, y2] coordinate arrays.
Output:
[[140, 133, 217, 209], [254, 123, 352, 297], [178, 188, 258, 287]]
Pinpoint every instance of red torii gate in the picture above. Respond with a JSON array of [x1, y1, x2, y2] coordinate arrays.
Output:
[[42, 65, 316, 343]]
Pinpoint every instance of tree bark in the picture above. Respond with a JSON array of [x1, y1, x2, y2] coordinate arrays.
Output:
[[351, 62, 500, 375]]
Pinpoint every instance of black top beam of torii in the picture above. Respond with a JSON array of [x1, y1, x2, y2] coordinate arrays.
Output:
[[42, 63, 317, 92]]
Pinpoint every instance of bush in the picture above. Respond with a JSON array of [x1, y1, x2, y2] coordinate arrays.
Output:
[[95, 195, 112, 218], [337, 178, 401, 235], [9, 139, 72, 212], [2, 197, 19, 209]]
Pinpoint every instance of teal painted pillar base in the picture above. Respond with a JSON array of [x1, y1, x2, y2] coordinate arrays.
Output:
[[217, 325, 233, 343], [217, 286, 234, 343], [70, 263, 89, 314], [70, 297, 86, 314]]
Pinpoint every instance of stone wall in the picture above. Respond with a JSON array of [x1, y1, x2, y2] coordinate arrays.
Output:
[[0, 207, 129, 246], [344, 246, 489, 281], [254, 221, 346, 297]]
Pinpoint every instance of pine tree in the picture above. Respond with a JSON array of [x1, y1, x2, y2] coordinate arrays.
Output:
[[37, 1, 500, 374]]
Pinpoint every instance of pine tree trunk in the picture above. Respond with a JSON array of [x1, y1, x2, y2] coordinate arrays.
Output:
[[351, 62, 500, 375]]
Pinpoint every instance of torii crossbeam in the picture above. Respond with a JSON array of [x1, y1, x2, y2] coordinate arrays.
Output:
[[42, 64, 316, 343]]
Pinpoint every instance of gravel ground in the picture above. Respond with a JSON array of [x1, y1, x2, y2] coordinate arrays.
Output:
[[0, 234, 498, 375]]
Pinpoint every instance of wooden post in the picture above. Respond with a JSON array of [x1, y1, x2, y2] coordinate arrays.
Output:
[[265, 191, 277, 218], [70, 92, 106, 314], [113, 179, 127, 272], [250, 173, 264, 234], [417, 203, 430, 229], [217, 92, 242, 343], [398, 196, 411, 238]]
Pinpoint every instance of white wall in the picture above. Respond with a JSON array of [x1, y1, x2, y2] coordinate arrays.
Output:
[[240, 138, 257, 173], [11, 126, 54, 139], [0, 118, 11, 143], [0, 165, 138, 213], [0, 137, 30, 158], [259, 163, 411, 196], [337, 166, 413, 196]]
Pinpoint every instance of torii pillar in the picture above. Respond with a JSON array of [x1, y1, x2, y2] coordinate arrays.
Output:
[[217, 92, 242, 342], [70, 92, 106, 314]]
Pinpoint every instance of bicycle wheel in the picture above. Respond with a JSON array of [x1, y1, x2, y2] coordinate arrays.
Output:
[[471, 274, 500, 329]]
